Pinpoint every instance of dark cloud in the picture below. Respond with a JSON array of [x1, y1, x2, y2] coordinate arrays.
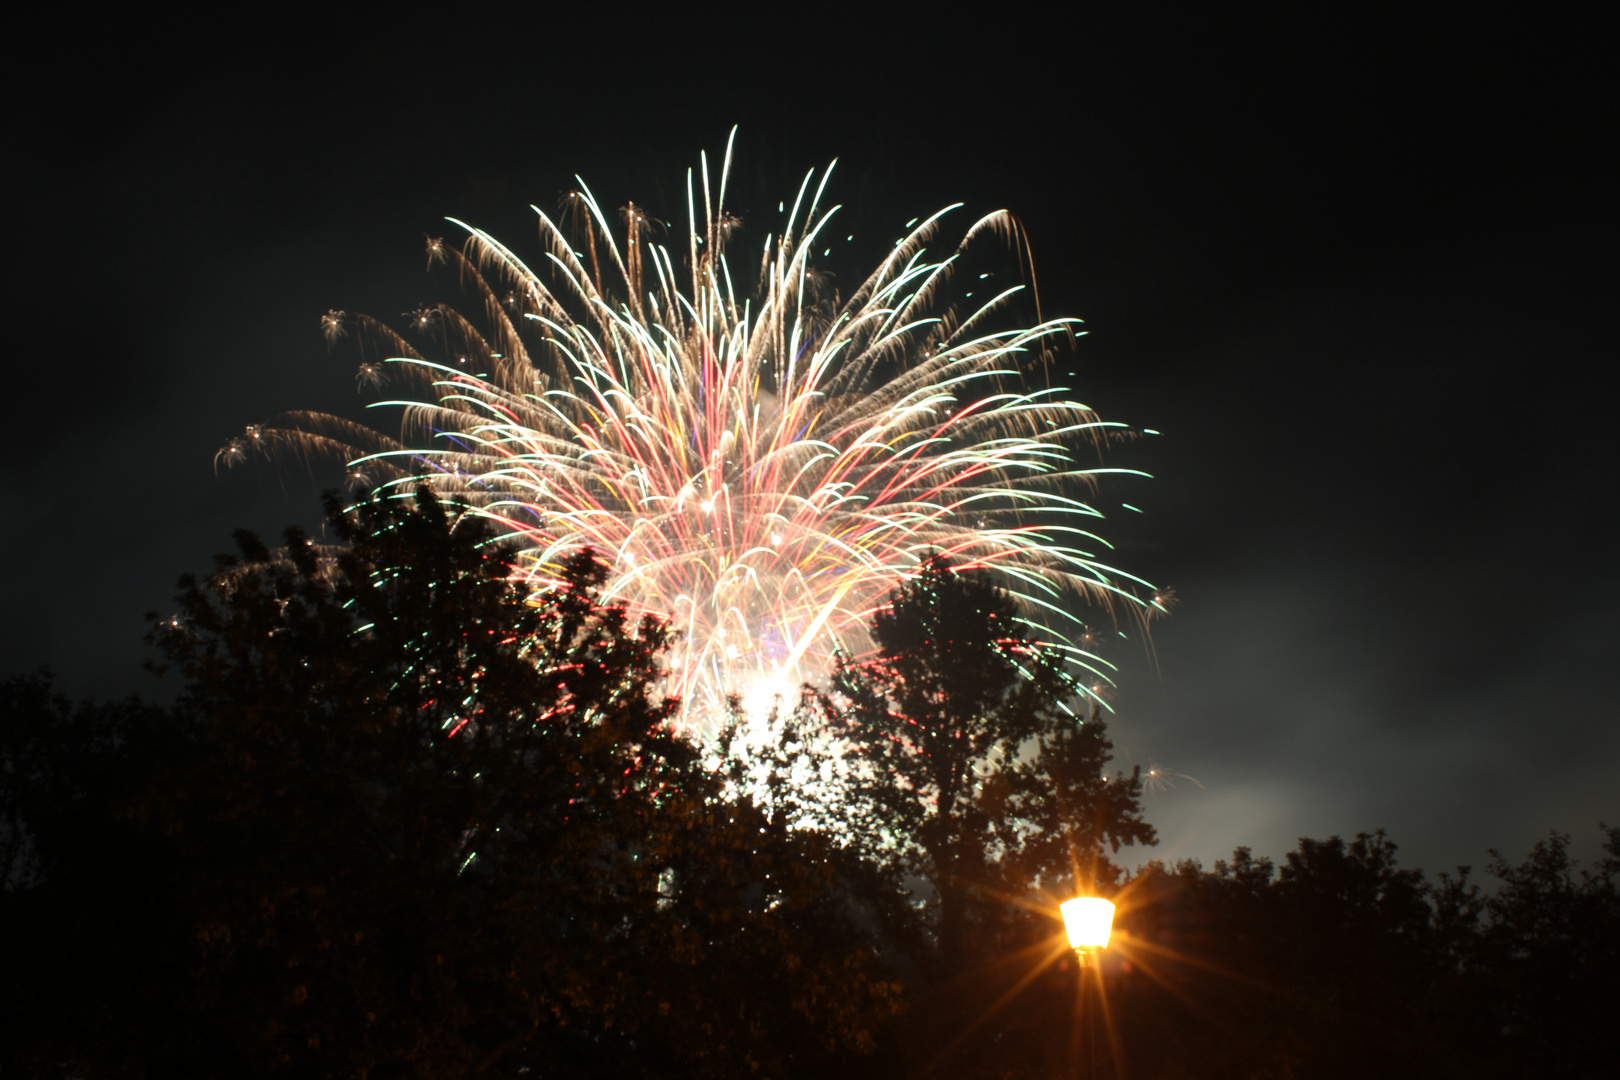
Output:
[[1110, 564, 1619, 875]]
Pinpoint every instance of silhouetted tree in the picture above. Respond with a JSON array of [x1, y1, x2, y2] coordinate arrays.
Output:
[[4, 491, 899, 1078], [785, 554, 1154, 1079], [1104, 825, 1619, 1080], [1468, 825, 1620, 1079], [820, 554, 1154, 972], [1101, 835, 1456, 1079], [0, 672, 189, 1078], [19, 498, 1610, 1079]]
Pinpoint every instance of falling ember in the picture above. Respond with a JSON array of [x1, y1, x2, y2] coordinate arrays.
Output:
[[225, 130, 1162, 725]]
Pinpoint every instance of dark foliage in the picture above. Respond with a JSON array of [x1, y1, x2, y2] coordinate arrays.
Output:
[[821, 554, 1155, 973], [1469, 828, 1620, 1078], [1100, 827, 1620, 1080], [810, 554, 1155, 1076], [1, 491, 897, 1078], [1, 673, 190, 1076], [4, 519, 1615, 1079]]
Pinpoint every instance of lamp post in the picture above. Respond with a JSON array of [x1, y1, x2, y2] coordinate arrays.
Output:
[[1060, 895, 1115, 1080]]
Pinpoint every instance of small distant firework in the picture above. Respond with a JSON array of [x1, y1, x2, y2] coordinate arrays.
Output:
[[1142, 764, 1204, 795], [222, 131, 1165, 724]]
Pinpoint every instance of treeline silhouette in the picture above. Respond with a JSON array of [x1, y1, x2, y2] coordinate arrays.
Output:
[[1, 492, 1614, 1078], [1101, 827, 1618, 1079]]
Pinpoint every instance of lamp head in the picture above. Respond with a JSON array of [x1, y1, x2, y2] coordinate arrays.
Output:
[[1060, 896, 1115, 953]]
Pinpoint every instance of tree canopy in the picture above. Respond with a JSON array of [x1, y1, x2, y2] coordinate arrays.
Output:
[[820, 553, 1155, 972], [3, 491, 899, 1078], [1100, 826, 1620, 1080], [5, 504, 1614, 1078]]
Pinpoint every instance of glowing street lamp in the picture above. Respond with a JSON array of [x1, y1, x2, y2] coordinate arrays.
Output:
[[1060, 896, 1115, 961], [1062, 896, 1117, 1079]]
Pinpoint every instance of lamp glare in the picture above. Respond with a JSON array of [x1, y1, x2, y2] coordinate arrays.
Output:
[[1061, 896, 1115, 951]]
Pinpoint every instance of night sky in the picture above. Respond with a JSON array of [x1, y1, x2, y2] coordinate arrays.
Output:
[[7, 9, 1612, 877]]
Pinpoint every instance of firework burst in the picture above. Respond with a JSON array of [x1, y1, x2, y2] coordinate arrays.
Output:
[[224, 131, 1165, 723]]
